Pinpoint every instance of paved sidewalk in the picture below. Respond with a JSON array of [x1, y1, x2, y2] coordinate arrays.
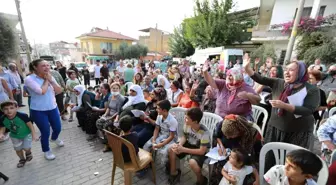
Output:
[[0, 98, 198, 185]]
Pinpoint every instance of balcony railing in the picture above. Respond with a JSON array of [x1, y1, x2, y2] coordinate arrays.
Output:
[[252, 25, 290, 39]]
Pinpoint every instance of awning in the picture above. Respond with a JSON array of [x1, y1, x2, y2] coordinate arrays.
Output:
[[86, 56, 109, 60]]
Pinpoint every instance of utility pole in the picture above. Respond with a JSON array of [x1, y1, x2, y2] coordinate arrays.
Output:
[[284, 0, 306, 66], [14, 0, 32, 64], [155, 23, 158, 60]]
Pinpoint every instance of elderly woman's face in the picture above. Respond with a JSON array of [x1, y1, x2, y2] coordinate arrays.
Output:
[[74, 89, 80, 96], [226, 74, 233, 83], [284, 63, 298, 83]]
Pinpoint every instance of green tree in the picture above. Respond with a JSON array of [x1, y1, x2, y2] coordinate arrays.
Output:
[[168, 23, 195, 58], [115, 42, 148, 60], [296, 32, 332, 60], [184, 0, 255, 48], [304, 41, 336, 65], [0, 15, 18, 63], [250, 44, 277, 64]]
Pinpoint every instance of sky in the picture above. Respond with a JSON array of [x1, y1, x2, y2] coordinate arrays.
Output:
[[0, 0, 259, 44]]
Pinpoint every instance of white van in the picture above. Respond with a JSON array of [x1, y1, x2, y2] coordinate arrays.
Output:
[[187, 47, 243, 71]]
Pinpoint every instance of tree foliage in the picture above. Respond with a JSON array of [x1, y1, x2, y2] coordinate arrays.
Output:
[[168, 23, 195, 58], [250, 44, 277, 64], [296, 32, 332, 60], [0, 15, 18, 63], [303, 41, 336, 65], [115, 43, 148, 60], [184, 0, 255, 48]]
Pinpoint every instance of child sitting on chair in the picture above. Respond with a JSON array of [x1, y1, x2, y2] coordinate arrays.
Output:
[[119, 115, 139, 162], [168, 107, 210, 185], [264, 149, 322, 185], [143, 100, 178, 162], [219, 148, 259, 185]]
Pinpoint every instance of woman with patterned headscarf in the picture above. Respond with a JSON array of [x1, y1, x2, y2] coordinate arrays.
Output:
[[210, 114, 261, 185], [244, 56, 320, 171], [203, 63, 260, 120]]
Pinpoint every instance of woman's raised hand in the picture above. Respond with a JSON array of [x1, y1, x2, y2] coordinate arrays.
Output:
[[202, 60, 210, 72]]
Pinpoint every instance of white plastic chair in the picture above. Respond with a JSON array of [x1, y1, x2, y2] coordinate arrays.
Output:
[[259, 142, 329, 185], [251, 123, 263, 140], [329, 107, 336, 117], [252, 105, 268, 137], [169, 107, 187, 138]]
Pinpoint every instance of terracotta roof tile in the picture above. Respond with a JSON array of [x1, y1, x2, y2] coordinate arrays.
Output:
[[78, 30, 137, 41]]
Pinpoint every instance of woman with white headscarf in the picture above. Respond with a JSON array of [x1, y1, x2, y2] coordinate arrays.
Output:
[[71, 85, 92, 130], [119, 85, 147, 119]]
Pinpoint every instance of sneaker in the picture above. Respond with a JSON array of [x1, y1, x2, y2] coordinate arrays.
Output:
[[51, 139, 64, 147], [0, 133, 9, 142], [44, 151, 56, 160]]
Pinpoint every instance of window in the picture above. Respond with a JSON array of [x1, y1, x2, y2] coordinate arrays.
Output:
[[100, 42, 112, 54], [294, 7, 312, 19], [318, 6, 326, 17]]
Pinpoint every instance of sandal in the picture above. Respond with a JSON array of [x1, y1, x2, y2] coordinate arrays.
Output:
[[17, 159, 26, 168], [26, 152, 33, 161]]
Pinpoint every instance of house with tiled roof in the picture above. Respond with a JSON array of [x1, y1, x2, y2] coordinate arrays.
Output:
[[76, 27, 137, 61]]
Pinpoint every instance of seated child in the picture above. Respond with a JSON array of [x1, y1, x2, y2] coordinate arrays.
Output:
[[119, 115, 139, 162], [264, 149, 322, 185], [0, 101, 38, 168], [143, 100, 178, 163], [168, 107, 210, 185], [219, 148, 259, 185]]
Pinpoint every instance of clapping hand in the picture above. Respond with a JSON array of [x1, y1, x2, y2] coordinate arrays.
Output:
[[243, 53, 251, 69]]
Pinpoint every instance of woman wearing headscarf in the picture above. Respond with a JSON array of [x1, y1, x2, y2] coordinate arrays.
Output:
[[203, 62, 260, 120], [71, 85, 92, 131], [119, 84, 146, 119], [210, 114, 261, 185], [132, 86, 167, 147], [245, 56, 319, 148], [244, 56, 320, 170]]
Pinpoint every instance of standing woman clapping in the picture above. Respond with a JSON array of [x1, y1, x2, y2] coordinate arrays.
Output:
[[24, 59, 64, 160]]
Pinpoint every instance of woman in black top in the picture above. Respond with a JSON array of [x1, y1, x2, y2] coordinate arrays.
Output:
[[55, 61, 67, 82], [131, 86, 167, 147], [308, 70, 327, 126]]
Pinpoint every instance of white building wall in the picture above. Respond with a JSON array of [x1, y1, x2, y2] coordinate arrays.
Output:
[[270, 0, 335, 25]]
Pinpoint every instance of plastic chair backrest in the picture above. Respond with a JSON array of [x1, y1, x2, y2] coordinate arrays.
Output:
[[169, 107, 187, 138], [331, 150, 336, 165], [201, 112, 223, 144], [252, 105, 268, 137], [259, 142, 329, 185], [104, 130, 140, 170], [329, 107, 336, 117], [251, 123, 263, 140]]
